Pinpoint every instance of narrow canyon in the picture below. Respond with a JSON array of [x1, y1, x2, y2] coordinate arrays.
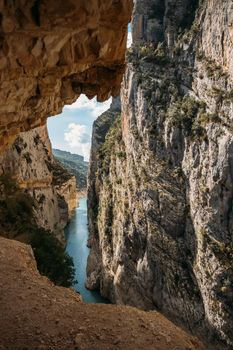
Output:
[[0, 1, 233, 349]]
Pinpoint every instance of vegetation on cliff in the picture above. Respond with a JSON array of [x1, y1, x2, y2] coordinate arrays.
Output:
[[98, 115, 123, 174], [53, 149, 89, 190], [0, 174, 75, 287], [87, 1, 233, 347]]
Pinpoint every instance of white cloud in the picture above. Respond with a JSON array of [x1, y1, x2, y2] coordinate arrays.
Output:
[[127, 31, 132, 48], [64, 94, 112, 120], [64, 123, 91, 160]]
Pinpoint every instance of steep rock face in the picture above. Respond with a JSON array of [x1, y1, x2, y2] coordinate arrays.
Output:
[[0, 0, 133, 150], [0, 125, 77, 241], [87, 0, 233, 348], [51, 159, 78, 220], [132, 0, 199, 47], [86, 97, 121, 289], [53, 149, 89, 191]]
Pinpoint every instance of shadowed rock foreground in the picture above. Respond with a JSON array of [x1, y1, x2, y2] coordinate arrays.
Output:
[[0, 237, 205, 350]]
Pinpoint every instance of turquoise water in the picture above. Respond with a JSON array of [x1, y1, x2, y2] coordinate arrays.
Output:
[[65, 197, 109, 303]]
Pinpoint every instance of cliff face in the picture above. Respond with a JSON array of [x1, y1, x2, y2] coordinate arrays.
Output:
[[51, 159, 78, 220], [86, 97, 121, 289], [0, 0, 133, 150], [132, 0, 199, 47], [87, 0, 233, 348], [53, 149, 89, 191], [0, 125, 77, 241]]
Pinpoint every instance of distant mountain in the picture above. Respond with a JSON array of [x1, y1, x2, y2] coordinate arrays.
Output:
[[53, 149, 89, 190]]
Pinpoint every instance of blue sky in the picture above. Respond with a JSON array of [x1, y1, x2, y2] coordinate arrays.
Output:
[[47, 27, 132, 161], [47, 96, 112, 160]]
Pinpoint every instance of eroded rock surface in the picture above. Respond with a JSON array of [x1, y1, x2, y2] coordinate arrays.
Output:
[[0, 0, 133, 150], [86, 97, 121, 289], [87, 0, 233, 348], [0, 236, 205, 350], [0, 125, 77, 241]]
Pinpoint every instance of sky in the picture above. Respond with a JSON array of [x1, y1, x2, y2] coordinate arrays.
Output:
[[47, 96, 112, 160], [47, 27, 132, 161]]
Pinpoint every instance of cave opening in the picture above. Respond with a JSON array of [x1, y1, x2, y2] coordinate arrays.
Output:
[[47, 95, 111, 166]]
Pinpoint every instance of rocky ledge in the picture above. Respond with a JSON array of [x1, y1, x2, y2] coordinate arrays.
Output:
[[0, 236, 205, 350]]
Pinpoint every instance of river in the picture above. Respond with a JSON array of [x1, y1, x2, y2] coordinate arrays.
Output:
[[65, 197, 109, 303]]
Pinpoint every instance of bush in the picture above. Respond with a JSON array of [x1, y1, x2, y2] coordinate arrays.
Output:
[[0, 174, 76, 287], [0, 174, 34, 231], [167, 96, 200, 134], [167, 96, 221, 138], [31, 227, 76, 287], [98, 115, 122, 174], [6, 191, 34, 223]]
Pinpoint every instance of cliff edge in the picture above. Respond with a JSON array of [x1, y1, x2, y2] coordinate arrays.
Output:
[[0, 236, 204, 350]]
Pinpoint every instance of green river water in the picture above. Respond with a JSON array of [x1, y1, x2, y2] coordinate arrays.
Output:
[[65, 197, 109, 303]]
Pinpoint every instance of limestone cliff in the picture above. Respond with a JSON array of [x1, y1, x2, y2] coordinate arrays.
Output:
[[87, 0, 233, 348], [51, 159, 77, 220], [0, 0, 133, 151], [86, 97, 121, 289], [53, 148, 89, 191], [0, 125, 77, 241]]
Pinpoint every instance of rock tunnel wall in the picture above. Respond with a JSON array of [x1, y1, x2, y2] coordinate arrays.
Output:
[[0, 0, 133, 150]]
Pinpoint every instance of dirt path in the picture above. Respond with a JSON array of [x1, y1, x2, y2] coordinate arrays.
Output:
[[0, 237, 205, 350]]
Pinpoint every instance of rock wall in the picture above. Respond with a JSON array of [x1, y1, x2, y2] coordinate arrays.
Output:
[[0, 125, 77, 241], [86, 97, 121, 289], [53, 148, 89, 191], [51, 158, 78, 220], [0, 0, 133, 150], [132, 0, 199, 47], [87, 0, 233, 348]]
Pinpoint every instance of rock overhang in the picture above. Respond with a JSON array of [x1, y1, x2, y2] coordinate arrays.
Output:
[[0, 0, 133, 151]]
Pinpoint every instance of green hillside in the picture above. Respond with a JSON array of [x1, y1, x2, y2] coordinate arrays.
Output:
[[53, 149, 89, 190]]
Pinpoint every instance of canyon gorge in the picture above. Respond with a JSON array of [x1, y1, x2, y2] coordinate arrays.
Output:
[[0, 0, 233, 349]]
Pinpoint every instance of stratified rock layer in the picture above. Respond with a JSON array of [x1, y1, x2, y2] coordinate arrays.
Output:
[[0, 0, 133, 150], [0, 236, 205, 350], [87, 0, 233, 348]]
